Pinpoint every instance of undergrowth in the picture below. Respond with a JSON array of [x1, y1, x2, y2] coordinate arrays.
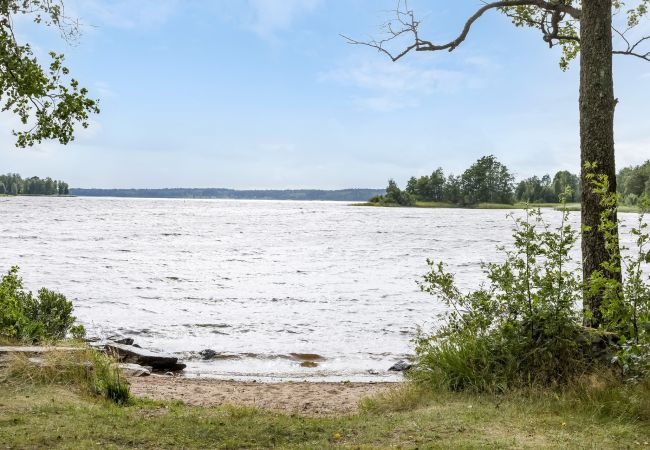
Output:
[[1, 347, 130, 404], [413, 176, 650, 394]]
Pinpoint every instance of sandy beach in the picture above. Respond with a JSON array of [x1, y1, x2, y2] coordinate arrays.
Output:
[[128, 375, 396, 416]]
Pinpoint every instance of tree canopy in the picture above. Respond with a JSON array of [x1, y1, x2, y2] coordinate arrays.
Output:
[[0, 0, 99, 147], [0, 173, 68, 195]]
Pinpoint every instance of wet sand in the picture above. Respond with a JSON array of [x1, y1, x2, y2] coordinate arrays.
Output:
[[128, 375, 396, 416]]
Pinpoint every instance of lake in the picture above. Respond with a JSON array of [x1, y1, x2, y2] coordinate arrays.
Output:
[[0, 197, 639, 381]]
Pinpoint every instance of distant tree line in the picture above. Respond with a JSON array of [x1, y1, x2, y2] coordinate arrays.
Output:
[[70, 188, 385, 202], [370, 155, 582, 206], [0, 174, 69, 196], [514, 171, 581, 203], [617, 160, 650, 206]]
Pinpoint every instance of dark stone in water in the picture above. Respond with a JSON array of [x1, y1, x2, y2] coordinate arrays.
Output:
[[300, 361, 318, 368], [388, 360, 412, 372], [113, 337, 134, 346], [199, 349, 218, 360], [106, 343, 183, 371]]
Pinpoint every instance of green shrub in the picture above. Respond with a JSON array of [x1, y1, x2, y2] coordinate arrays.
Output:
[[414, 178, 650, 392], [586, 170, 650, 380], [413, 194, 601, 391], [0, 266, 84, 342]]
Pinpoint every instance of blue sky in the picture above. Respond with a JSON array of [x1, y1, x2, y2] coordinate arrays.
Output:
[[1, 0, 649, 189]]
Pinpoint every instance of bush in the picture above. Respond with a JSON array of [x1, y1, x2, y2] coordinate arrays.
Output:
[[0, 266, 84, 343], [413, 178, 650, 392], [413, 202, 593, 391]]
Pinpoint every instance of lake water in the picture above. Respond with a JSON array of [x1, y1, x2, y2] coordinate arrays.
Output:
[[0, 197, 641, 381]]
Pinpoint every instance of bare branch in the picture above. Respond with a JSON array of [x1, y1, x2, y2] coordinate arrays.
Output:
[[612, 28, 650, 62], [343, 0, 581, 61]]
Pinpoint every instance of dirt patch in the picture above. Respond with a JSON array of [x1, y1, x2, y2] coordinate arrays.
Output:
[[128, 376, 396, 416]]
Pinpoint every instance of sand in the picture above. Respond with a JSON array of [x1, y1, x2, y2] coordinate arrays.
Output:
[[128, 375, 396, 416]]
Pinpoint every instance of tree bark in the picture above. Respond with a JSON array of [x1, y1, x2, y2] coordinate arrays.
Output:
[[579, 0, 621, 327]]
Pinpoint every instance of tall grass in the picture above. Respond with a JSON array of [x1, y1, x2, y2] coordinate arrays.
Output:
[[1, 347, 130, 404]]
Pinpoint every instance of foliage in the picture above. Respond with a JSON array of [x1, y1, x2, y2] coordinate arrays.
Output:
[[459, 155, 515, 205], [618, 159, 650, 206], [0, 266, 84, 342], [398, 155, 517, 206], [0, 0, 99, 147], [0, 173, 68, 195], [406, 168, 446, 202], [413, 198, 596, 391], [586, 166, 650, 379], [515, 171, 580, 203], [500, 1, 650, 70], [415, 169, 650, 391], [370, 179, 415, 206]]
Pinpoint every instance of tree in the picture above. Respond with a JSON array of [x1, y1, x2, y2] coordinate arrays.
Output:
[[345, 1, 650, 327], [429, 168, 446, 201], [0, 182, 5, 194], [460, 155, 514, 205], [1, 1, 99, 147], [553, 170, 580, 202], [384, 178, 415, 205]]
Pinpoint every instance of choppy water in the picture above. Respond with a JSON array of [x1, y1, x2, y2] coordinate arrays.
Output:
[[0, 197, 641, 381]]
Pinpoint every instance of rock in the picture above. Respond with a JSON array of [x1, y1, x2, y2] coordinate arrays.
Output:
[[199, 349, 218, 360], [105, 343, 184, 371], [367, 369, 380, 375], [117, 363, 151, 377], [28, 357, 45, 366], [169, 362, 187, 371], [112, 337, 135, 346], [388, 360, 412, 372]]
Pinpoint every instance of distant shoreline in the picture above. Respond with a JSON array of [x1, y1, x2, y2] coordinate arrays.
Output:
[[69, 188, 384, 202]]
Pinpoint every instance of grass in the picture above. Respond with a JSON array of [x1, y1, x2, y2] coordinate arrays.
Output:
[[1, 347, 131, 405], [559, 203, 641, 213], [2, 365, 650, 449]]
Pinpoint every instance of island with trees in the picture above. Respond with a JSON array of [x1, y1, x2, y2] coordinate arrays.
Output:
[[0, 173, 69, 196]]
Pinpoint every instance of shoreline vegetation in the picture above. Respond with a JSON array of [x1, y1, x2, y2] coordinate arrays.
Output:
[[366, 155, 650, 211], [352, 200, 643, 213]]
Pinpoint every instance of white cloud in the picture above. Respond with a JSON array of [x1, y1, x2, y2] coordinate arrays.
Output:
[[320, 59, 479, 112], [246, 0, 322, 39]]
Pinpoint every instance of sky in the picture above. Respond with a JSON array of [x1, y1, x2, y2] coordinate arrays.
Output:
[[1, 0, 649, 189]]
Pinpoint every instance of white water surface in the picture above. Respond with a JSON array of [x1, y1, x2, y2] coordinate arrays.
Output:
[[1, 197, 640, 381]]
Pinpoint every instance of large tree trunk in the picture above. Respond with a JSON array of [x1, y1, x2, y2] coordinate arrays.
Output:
[[579, 0, 621, 327]]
